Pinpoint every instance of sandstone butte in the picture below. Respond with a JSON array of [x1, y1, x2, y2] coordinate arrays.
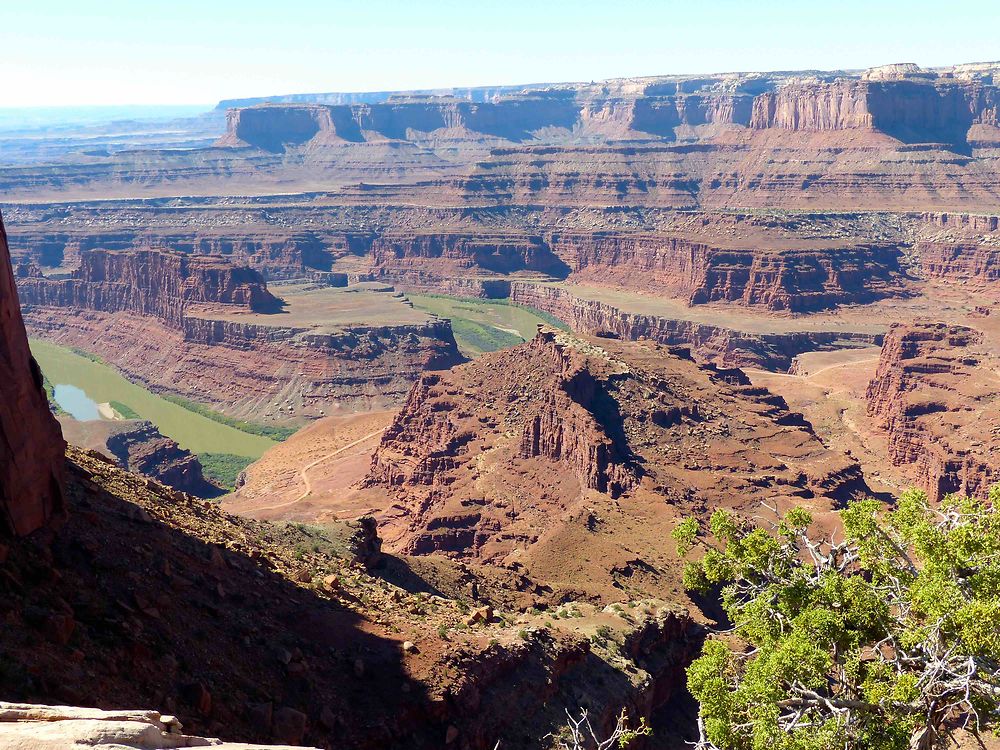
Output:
[[362, 329, 867, 591]]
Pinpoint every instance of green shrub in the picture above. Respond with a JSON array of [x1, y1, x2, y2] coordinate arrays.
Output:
[[676, 485, 1000, 750], [197, 452, 255, 490], [109, 400, 141, 419], [163, 394, 295, 441]]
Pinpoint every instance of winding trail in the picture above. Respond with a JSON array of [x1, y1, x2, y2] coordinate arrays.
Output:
[[252, 428, 386, 513]]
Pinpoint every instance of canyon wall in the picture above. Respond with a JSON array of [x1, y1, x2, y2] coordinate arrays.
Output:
[[549, 233, 908, 311], [219, 69, 1000, 150], [18, 249, 280, 327], [370, 232, 567, 277], [6, 227, 355, 279], [508, 283, 881, 369], [917, 212, 1000, 286], [365, 229, 910, 312], [918, 241, 1000, 284], [219, 92, 582, 150], [866, 321, 998, 501], [748, 78, 999, 146], [25, 307, 462, 419], [3, 64, 1000, 211], [0, 214, 65, 536], [18, 244, 463, 419]]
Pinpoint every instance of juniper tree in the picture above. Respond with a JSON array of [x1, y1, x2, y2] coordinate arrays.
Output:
[[673, 485, 1000, 750]]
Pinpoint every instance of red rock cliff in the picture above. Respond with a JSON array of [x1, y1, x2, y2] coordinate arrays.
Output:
[[0, 213, 65, 536], [508, 282, 882, 370], [916, 212, 1000, 286], [18, 249, 281, 327], [866, 322, 999, 501], [551, 232, 907, 311]]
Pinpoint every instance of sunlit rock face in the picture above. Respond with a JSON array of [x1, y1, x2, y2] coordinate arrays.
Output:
[[0, 212, 65, 536]]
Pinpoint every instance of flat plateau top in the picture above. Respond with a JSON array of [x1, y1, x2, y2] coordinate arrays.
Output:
[[187, 282, 435, 330], [556, 283, 888, 334]]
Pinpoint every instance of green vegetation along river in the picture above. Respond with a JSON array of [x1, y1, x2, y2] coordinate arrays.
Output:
[[30, 339, 276, 458], [407, 295, 568, 356]]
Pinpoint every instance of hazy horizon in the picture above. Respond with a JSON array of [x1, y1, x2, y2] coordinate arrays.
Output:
[[1, 0, 997, 108]]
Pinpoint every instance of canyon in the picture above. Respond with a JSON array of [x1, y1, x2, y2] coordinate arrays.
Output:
[[3, 58, 1000, 750], [0, 212, 703, 748], [17, 247, 463, 420]]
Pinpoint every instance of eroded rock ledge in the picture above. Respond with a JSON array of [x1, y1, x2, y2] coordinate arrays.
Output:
[[866, 321, 999, 501], [509, 283, 882, 370]]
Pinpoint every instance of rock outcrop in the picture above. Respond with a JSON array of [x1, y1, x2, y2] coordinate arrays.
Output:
[[101, 420, 217, 496], [0, 703, 315, 749], [367, 329, 867, 574], [917, 212, 1000, 286], [866, 321, 999, 501], [0, 212, 65, 536]]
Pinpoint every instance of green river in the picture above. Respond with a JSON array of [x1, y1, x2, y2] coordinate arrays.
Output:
[[30, 339, 275, 458]]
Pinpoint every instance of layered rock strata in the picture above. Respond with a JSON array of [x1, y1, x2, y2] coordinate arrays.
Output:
[[866, 321, 999, 501], [0, 213, 64, 536], [4, 64, 1000, 211], [18, 249, 280, 326], [100, 420, 216, 496], [508, 283, 882, 370], [549, 233, 907, 311], [365, 229, 910, 313], [219, 67, 1000, 151], [18, 247, 462, 419], [917, 212, 1000, 286], [25, 307, 462, 419]]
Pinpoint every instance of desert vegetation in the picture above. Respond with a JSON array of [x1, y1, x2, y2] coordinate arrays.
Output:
[[675, 486, 1000, 750]]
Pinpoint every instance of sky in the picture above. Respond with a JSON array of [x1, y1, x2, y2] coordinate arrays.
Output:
[[0, 0, 997, 108]]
